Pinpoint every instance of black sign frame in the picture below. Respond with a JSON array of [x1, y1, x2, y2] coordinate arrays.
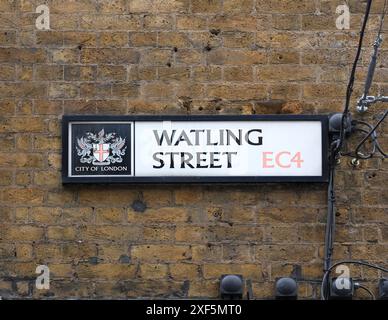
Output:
[[62, 114, 329, 184]]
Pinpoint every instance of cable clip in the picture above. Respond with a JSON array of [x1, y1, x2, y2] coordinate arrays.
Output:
[[350, 158, 360, 167]]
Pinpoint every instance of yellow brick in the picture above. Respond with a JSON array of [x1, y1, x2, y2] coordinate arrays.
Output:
[[141, 82, 175, 98], [0, 170, 13, 185], [96, 208, 124, 224], [111, 83, 139, 98], [52, 48, 79, 63], [49, 264, 73, 278], [16, 244, 33, 260], [158, 67, 190, 80], [256, 0, 315, 13], [222, 32, 255, 48], [130, 0, 189, 13], [0, 117, 47, 133], [142, 189, 173, 207], [143, 15, 173, 29], [3, 262, 36, 278], [0, 64, 15, 80], [140, 49, 172, 66], [257, 65, 316, 82], [36, 31, 63, 46], [224, 66, 253, 81], [0, 243, 15, 259], [192, 0, 221, 13], [252, 282, 273, 299], [31, 207, 61, 224], [47, 227, 77, 240], [15, 135, 31, 151], [98, 0, 127, 13], [97, 65, 127, 81], [303, 84, 345, 98], [139, 264, 168, 279], [131, 245, 191, 262], [48, 153, 61, 170], [16, 66, 34, 81], [35, 100, 63, 114], [81, 226, 142, 241], [16, 281, 30, 296], [80, 15, 141, 31], [33, 171, 61, 187], [208, 49, 267, 65], [47, 190, 75, 206], [224, 0, 253, 13], [98, 244, 128, 262], [129, 66, 158, 81], [170, 263, 200, 280], [50, 0, 97, 13], [255, 245, 317, 262], [174, 188, 203, 205], [15, 207, 29, 222], [76, 264, 137, 280], [192, 245, 223, 262], [175, 226, 207, 242], [34, 244, 62, 261], [129, 32, 157, 47], [176, 49, 202, 65], [49, 83, 79, 99], [0, 48, 46, 63], [99, 32, 128, 47], [50, 14, 79, 29], [64, 65, 96, 81], [62, 207, 93, 224], [143, 226, 175, 242], [63, 31, 97, 46], [158, 32, 191, 48], [203, 264, 263, 280], [176, 16, 207, 30], [3, 188, 45, 205], [78, 188, 137, 206], [128, 207, 188, 223], [207, 84, 267, 100], [209, 15, 258, 32], [0, 100, 15, 114], [94, 282, 126, 298], [2, 225, 44, 241], [188, 280, 219, 298], [62, 243, 97, 262]]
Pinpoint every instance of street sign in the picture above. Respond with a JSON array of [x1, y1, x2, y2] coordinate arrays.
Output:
[[62, 115, 328, 183]]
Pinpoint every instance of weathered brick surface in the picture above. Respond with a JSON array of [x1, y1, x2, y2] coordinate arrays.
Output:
[[0, 0, 387, 300]]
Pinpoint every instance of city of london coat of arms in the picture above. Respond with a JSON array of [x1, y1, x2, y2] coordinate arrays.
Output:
[[76, 129, 127, 166]]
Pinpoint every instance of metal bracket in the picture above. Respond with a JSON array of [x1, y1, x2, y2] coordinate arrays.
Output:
[[357, 95, 388, 113]]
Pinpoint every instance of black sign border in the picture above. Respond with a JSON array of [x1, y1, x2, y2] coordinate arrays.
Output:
[[62, 114, 329, 184]]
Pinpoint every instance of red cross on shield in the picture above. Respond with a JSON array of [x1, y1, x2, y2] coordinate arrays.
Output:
[[93, 143, 110, 162]]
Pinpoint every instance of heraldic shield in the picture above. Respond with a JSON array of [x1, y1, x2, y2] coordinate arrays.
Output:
[[93, 143, 110, 165]]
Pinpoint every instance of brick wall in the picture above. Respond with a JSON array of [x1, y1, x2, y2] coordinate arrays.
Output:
[[0, 0, 387, 299]]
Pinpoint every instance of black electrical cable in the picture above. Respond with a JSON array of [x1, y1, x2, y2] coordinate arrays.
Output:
[[334, 0, 373, 158], [322, 141, 338, 298], [358, 117, 388, 158], [356, 284, 375, 300], [342, 127, 377, 159], [354, 110, 388, 158], [378, 0, 388, 36], [341, 117, 387, 159], [321, 260, 388, 300], [353, 128, 377, 159]]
